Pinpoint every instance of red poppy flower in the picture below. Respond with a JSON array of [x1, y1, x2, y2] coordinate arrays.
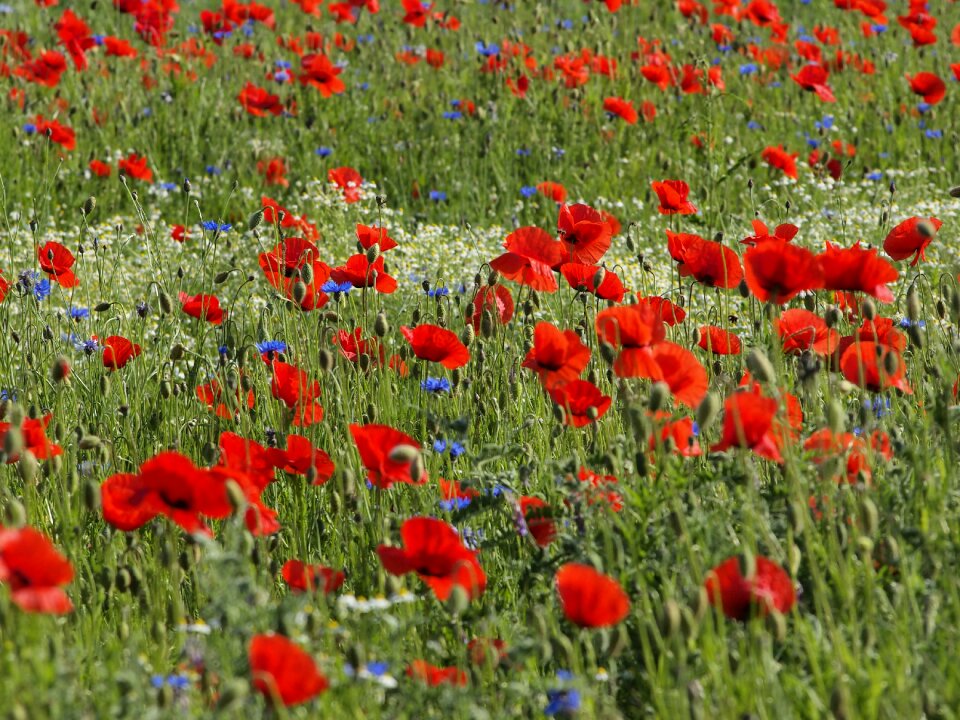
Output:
[[596, 304, 666, 377], [271, 361, 323, 425], [249, 634, 328, 706], [0, 527, 73, 614], [102, 335, 142, 370], [804, 429, 874, 484], [298, 53, 346, 97], [280, 435, 335, 484], [637, 295, 687, 325], [649, 415, 702, 457], [744, 241, 823, 303], [0, 414, 62, 463], [711, 389, 784, 463], [238, 81, 284, 116], [740, 218, 799, 246], [648, 342, 709, 408], [406, 660, 468, 687], [117, 153, 153, 182], [522, 321, 591, 389], [257, 157, 289, 187], [179, 292, 226, 324], [33, 116, 76, 151], [439, 478, 481, 505], [281, 560, 345, 594], [14, 50, 68, 88], [328, 166, 363, 203], [576, 467, 623, 511], [356, 223, 398, 252], [560, 263, 625, 302], [834, 317, 907, 366], [89, 159, 112, 177], [333, 327, 385, 365], [38, 241, 78, 287], [537, 181, 567, 203], [171, 224, 188, 242], [557, 203, 613, 265], [704, 556, 795, 620], [883, 216, 943, 265], [217, 432, 284, 492], [761, 145, 798, 179], [698, 326, 742, 355], [518, 496, 556, 547], [651, 180, 697, 215], [603, 96, 638, 124], [330, 254, 397, 293], [775, 309, 839, 356], [261, 196, 320, 241], [377, 517, 485, 600], [400, 325, 470, 369], [668, 232, 744, 289], [555, 563, 630, 628], [906, 71, 946, 104], [466, 285, 514, 331], [549, 380, 612, 427], [196, 376, 255, 420], [350, 424, 427, 489], [467, 638, 508, 667], [791, 63, 836, 102], [490, 227, 564, 292], [840, 341, 912, 394], [817, 241, 898, 302], [101, 452, 229, 535]]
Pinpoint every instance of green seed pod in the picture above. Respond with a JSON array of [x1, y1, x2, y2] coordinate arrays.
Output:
[[300, 262, 315, 286], [291, 281, 308, 305], [746, 348, 776, 383], [882, 348, 900, 375], [365, 244, 381, 263], [214, 270, 232, 284], [907, 286, 921, 322], [82, 196, 97, 216], [460, 325, 475, 347], [823, 305, 842, 328], [648, 382, 671, 412], [950, 186, 960, 199], [158, 291, 173, 315], [248, 209, 264, 231], [159, 381, 172, 399], [374, 311, 390, 337], [487, 270, 500, 286], [788, 543, 802, 576], [3, 499, 26, 528], [861, 298, 877, 321], [225, 480, 247, 514], [169, 344, 185, 361], [826, 398, 845, 433], [788, 501, 805, 536], [3, 427, 23, 458], [830, 681, 851, 720], [480, 308, 495, 338], [766, 610, 787, 642], [599, 341, 617, 365]]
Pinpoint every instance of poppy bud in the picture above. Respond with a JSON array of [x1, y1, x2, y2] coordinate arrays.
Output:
[[82, 196, 96, 216], [788, 543, 802, 577], [177, 266, 184, 279], [736, 278, 749, 298], [687, 681, 705, 720], [215, 679, 248, 711], [18, 451, 38, 483], [158, 291, 173, 315], [936, 298, 946, 320], [950, 187, 960, 199], [182, 179, 191, 194], [358, 354, 371, 372], [823, 306, 842, 328], [78, 435, 102, 451], [225, 480, 247, 515], [599, 341, 617, 365], [882, 348, 900, 375], [695, 392, 721, 430], [300, 263, 315, 286], [290, 281, 307, 305], [889, 181, 896, 195], [445, 585, 470, 616], [374, 311, 390, 337], [159, 381, 172, 399], [2, 499, 25, 528], [737, 550, 756, 581], [487, 270, 500, 286], [51, 356, 71, 383], [746, 348, 776, 384], [83, 479, 101, 513], [318, 349, 334, 373], [3, 427, 23, 459], [906, 286, 921, 322], [480, 308, 495, 338], [591, 266, 606, 289], [831, 682, 851, 720], [388, 444, 420, 464], [803, 294, 816, 312], [648, 382, 671, 412], [365, 244, 381, 264], [248, 209, 264, 231], [461, 325, 475, 347], [214, 270, 232, 284], [859, 497, 879, 537], [169, 344, 185, 361], [766, 610, 787, 642]]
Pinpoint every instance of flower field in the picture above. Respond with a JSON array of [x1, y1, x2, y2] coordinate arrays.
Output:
[[1, 0, 960, 717]]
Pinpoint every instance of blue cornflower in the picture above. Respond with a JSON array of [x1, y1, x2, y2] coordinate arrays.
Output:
[[863, 396, 891, 419], [815, 115, 834, 131], [871, 24, 887, 33], [545, 689, 581, 716], [275, 60, 292, 69], [925, 129, 943, 139], [866, 171, 883, 181], [218, 345, 230, 357], [475, 41, 500, 57], [746, 120, 762, 131], [255, 340, 287, 355], [159, 182, 177, 191], [69, 307, 89, 321], [274, 71, 291, 83], [450, 441, 466, 459], [739, 63, 759, 75], [516, 148, 531, 157], [22, 123, 37, 134], [521, 185, 538, 197], [421, 377, 451, 393], [74, 336, 99, 355], [899, 318, 925, 329], [316, 147, 333, 157], [321, 280, 353, 294], [427, 287, 450, 298], [205, 165, 222, 175], [443, 111, 463, 120], [201, 220, 232, 233], [918, 102, 931, 114], [429, 190, 447, 202], [440, 497, 472, 511], [691, 421, 700, 436], [433, 439, 447, 453], [34, 279, 51, 301], [552, 147, 566, 158]]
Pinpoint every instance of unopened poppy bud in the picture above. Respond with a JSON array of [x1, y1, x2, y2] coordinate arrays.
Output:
[[860, 297, 876, 320], [4, 427, 23, 459], [214, 270, 232, 284], [159, 381, 172, 399], [487, 270, 499, 286], [83, 478, 101, 512], [882, 349, 899, 375], [177, 266, 184, 279], [51, 356, 71, 383], [591, 266, 606, 289], [599, 341, 617, 365], [889, 181, 896, 195], [746, 348, 776, 383], [461, 325, 475, 347], [169, 344, 185, 361], [300, 263, 314, 286], [3, 499, 26, 528], [318, 349, 334, 373], [906, 286, 921, 321], [248, 209, 264, 231], [586, 405, 600, 421], [79, 435, 102, 450], [823, 305, 842, 328], [859, 497, 879, 537], [826, 398, 845, 433], [788, 542, 802, 577], [917, 219, 937, 238], [950, 186, 960, 199], [365, 244, 381, 263], [803, 294, 816, 311], [648, 381, 671, 412], [388, 444, 420, 464], [291, 281, 308, 305], [695, 392, 720, 430], [82, 196, 96, 216], [358, 354, 371, 372], [374, 311, 390, 337], [225, 480, 247, 514], [936, 298, 946, 319], [737, 549, 756, 581], [409, 453, 426, 483], [480, 308, 495, 338], [18, 451, 38, 483], [158, 291, 173, 315], [182, 179, 191, 194], [445, 585, 470, 615], [659, 599, 682, 639], [215, 679, 249, 711]]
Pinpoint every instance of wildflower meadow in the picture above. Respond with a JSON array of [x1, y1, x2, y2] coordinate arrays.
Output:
[[1, 0, 960, 717]]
